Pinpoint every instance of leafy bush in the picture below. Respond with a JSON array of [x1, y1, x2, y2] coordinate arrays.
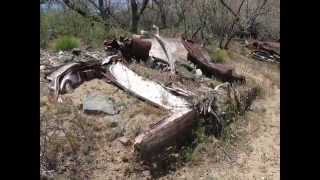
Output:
[[209, 48, 230, 63], [53, 36, 80, 51]]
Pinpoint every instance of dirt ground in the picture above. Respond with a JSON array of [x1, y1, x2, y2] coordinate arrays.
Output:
[[40, 44, 280, 180]]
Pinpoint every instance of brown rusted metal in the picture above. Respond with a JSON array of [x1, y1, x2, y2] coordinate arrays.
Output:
[[104, 38, 151, 62], [246, 40, 280, 63], [182, 38, 245, 83], [247, 40, 280, 56], [127, 38, 152, 61], [134, 109, 197, 156], [46, 60, 105, 100]]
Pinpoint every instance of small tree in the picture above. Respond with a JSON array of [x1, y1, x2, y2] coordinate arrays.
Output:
[[60, 0, 125, 29], [130, 0, 150, 33], [219, 0, 269, 49], [153, 0, 167, 29]]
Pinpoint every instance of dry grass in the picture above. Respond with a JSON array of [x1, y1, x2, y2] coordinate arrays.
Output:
[[158, 45, 279, 180], [40, 79, 170, 179]]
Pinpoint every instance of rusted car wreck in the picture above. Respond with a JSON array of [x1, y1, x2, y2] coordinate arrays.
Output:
[[246, 40, 280, 63], [46, 29, 258, 156]]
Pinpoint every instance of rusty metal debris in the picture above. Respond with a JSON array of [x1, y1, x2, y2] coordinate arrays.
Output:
[[246, 40, 280, 63], [46, 60, 105, 101], [104, 37, 151, 62], [46, 31, 258, 156], [104, 34, 245, 83], [182, 38, 245, 83], [100, 61, 197, 153]]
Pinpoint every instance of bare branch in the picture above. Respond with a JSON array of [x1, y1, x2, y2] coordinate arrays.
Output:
[[139, 0, 150, 15], [245, 0, 269, 28], [219, 0, 237, 17], [106, 8, 127, 28], [62, 0, 89, 17], [237, 0, 246, 15], [87, 0, 100, 10]]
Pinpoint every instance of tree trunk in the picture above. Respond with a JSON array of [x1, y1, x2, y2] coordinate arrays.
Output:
[[130, 0, 149, 33], [160, 10, 167, 29], [154, 0, 167, 29], [131, 14, 140, 33], [130, 0, 139, 33]]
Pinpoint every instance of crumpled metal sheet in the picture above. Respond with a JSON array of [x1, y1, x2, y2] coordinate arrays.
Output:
[[104, 62, 191, 111], [46, 60, 105, 100], [101, 61, 196, 154]]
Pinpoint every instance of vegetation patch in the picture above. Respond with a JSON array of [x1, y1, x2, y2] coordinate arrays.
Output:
[[53, 35, 80, 51], [209, 48, 230, 63]]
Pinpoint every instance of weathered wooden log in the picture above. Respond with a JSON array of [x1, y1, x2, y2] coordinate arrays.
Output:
[[182, 38, 245, 83]]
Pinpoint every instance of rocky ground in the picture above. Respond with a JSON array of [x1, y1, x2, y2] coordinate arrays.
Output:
[[40, 43, 279, 180]]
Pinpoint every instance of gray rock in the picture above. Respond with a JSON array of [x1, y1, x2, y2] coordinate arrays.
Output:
[[83, 94, 120, 115], [249, 101, 264, 112], [142, 170, 151, 177], [72, 48, 81, 56], [195, 69, 203, 77], [40, 65, 46, 71], [118, 137, 131, 146], [58, 54, 73, 63], [121, 155, 129, 162], [109, 127, 125, 141]]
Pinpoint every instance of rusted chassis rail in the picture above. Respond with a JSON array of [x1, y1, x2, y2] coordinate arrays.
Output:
[[134, 110, 198, 156], [182, 39, 245, 83]]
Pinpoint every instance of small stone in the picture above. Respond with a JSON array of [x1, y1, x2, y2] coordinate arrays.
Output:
[[171, 153, 179, 158], [72, 48, 81, 56], [109, 127, 125, 141], [195, 69, 203, 77], [142, 170, 151, 177], [40, 65, 46, 71], [59, 55, 73, 63], [83, 94, 120, 115], [121, 156, 129, 162], [118, 137, 131, 146], [110, 121, 118, 127], [104, 115, 120, 127]]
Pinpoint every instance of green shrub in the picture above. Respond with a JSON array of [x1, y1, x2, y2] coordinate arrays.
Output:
[[209, 48, 230, 63], [53, 36, 80, 51], [40, 11, 128, 49]]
